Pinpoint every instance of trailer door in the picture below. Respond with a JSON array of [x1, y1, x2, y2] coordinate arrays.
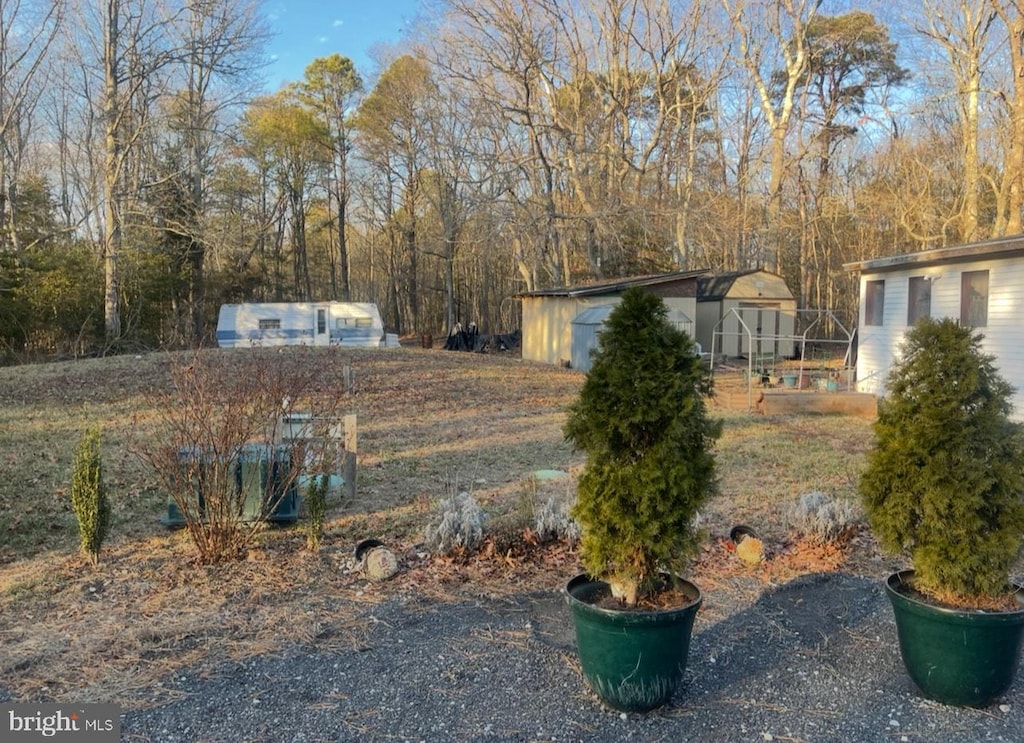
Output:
[[314, 305, 330, 346]]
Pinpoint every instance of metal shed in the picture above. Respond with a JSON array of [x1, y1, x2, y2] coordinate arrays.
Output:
[[570, 304, 695, 373], [516, 270, 706, 367]]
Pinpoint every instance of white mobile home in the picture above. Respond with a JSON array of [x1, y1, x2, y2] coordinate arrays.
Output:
[[216, 302, 388, 349], [846, 235, 1024, 419]]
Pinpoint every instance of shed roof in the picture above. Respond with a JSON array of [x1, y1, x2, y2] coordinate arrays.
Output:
[[571, 305, 616, 325], [696, 269, 792, 300], [570, 304, 693, 326], [844, 234, 1024, 274], [516, 269, 707, 299]]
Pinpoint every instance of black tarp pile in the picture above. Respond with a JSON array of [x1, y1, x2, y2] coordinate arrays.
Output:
[[444, 322, 479, 351], [490, 329, 522, 352], [443, 323, 521, 353]]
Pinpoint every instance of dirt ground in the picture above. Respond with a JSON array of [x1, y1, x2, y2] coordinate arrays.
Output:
[[1, 346, 970, 742]]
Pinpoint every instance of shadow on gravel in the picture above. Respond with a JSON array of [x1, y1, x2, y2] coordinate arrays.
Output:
[[118, 573, 1024, 742], [533, 571, 1024, 741], [687, 572, 887, 696]]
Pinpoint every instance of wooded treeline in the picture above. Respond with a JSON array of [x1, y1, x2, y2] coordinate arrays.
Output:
[[2, 0, 1024, 359]]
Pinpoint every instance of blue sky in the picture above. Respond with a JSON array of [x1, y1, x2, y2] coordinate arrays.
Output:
[[263, 0, 424, 90]]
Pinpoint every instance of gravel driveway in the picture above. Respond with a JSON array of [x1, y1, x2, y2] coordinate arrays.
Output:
[[119, 572, 1023, 743]]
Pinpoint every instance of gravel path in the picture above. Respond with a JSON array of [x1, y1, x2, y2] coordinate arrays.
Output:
[[119, 573, 1024, 743]]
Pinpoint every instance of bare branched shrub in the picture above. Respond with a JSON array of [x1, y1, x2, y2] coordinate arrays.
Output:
[[424, 491, 486, 555], [133, 347, 349, 563], [786, 491, 859, 545]]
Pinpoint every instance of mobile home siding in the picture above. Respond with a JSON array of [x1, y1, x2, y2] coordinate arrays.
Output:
[[852, 243, 1024, 419]]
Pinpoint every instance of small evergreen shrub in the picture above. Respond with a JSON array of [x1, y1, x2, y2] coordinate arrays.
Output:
[[70, 426, 111, 565], [786, 491, 858, 545], [859, 318, 1024, 604], [564, 288, 721, 605], [305, 473, 330, 551], [424, 491, 487, 555]]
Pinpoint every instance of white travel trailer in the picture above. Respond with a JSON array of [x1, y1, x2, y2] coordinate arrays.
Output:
[[216, 302, 391, 348]]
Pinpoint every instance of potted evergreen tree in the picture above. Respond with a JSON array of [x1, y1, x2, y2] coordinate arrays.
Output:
[[860, 317, 1024, 707], [563, 288, 721, 712]]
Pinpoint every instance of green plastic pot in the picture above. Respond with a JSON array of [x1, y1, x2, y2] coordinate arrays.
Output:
[[565, 573, 702, 712], [886, 570, 1024, 707]]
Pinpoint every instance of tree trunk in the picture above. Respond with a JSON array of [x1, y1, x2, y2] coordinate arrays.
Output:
[[338, 189, 351, 300], [103, 0, 121, 341], [992, 3, 1024, 236]]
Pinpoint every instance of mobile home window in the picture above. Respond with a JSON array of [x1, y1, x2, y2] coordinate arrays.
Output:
[[336, 318, 373, 328], [907, 276, 932, 326], [961, 270, 989, 327], [258, 318, 281, 330], [865, 280, 885, 326]]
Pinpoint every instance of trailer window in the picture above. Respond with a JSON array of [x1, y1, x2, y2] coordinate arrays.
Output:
[[961, 270, 989, 327], [907, 276, 931, 326], [259, 319, 281, 330], [336, 318, 373, 328], [865, 280, 884, 326]]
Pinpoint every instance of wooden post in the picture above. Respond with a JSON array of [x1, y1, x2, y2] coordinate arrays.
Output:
[[343, 365, 355, 394], [343, 413, 357, 502]]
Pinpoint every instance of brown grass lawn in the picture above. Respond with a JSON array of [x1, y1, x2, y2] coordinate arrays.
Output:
[[0, 347, 886, 707]]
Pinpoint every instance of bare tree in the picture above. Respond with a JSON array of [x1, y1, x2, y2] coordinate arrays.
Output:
[[438, 0, 731, 286], [721, 0, 821, 274], [240, 92, 330, 301], [915, 0, 997, 244], [93, 0, 181, 340], [161, 0, 268, 343], [437, 0, 572, 289], [792, 10, 909, 308], [990, 0, 1024, 236], [0, 0, 64, 253], [353, 55, 434, 333], [298, 55, 363, 302]]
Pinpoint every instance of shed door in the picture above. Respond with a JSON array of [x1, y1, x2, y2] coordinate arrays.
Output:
[[737, 302, 781, 356]]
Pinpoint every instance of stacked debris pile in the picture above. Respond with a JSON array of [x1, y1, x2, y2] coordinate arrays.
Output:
[[443, 323, 521, 353]]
